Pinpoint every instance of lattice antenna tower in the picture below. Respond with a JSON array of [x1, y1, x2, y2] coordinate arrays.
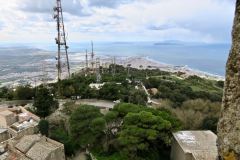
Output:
[[53, 0, 70, 82]]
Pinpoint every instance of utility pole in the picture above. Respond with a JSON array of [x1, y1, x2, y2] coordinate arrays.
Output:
[[112, 56, 116, 77], [85, 49, 89, 74], [96, 58, 101, 83], [91, 41, 95, 73], [127, 64, 131, 77], [34, 78, 37, 98], [101, 62, 105, 74], [53, 0, 70, 95]]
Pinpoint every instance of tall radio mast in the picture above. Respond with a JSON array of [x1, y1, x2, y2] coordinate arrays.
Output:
[[85, 49, 89, 74], [53, 0, 70, 82], [91, 41, 95, 72]]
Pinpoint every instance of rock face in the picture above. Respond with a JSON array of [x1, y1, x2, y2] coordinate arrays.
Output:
[[217, 1, 240, 159]]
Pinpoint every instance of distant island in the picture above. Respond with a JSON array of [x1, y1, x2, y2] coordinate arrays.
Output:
[[154, 40, 185, 46]]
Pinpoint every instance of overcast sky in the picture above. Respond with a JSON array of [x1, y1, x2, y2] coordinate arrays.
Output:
[[0, 0, 236, 43]]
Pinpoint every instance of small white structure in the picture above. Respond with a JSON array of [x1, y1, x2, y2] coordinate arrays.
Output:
[[171, 131, 218, 160], [89, 83, 105, 90]]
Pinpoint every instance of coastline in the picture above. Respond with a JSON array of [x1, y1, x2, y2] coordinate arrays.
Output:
[[0, 55, 225, 88], [116, 56, 225, 81]]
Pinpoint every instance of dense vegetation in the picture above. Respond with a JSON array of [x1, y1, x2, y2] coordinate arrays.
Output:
[[69, 105, 106, 148], [33, 85, 59, 118], [144, 75, 223, 107], [0, 65, 223, 107], [49, 103, 181, 160], [0, 64, 224, 159], [39, 119, 49, 136], [0, 85, 35, 100], [158, 99, 221, 133], [53, 74, 148, 105]]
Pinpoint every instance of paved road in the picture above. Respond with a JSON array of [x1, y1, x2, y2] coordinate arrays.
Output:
[[140, 82, 159, 105], [0, 100, 33, 107], [72, 152, 87, 160], [75, 99, 115, 109], [59, 99, 115, 109]]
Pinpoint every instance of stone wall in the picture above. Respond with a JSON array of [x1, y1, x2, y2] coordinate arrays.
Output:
[[0, 131, 9, 143], [0, 112, 16, 128], [217, 0, 240, 159], [170, 138, 188, 160], [8, 125, 38, 139], [42, 137, 65, 160]]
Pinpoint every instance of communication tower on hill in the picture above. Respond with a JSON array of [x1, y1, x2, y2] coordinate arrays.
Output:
[[53, 0, 70, 96], [53, 0, 70, 81]]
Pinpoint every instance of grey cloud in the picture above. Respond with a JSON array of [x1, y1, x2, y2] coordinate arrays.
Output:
[[19, 0, 90, 17], [88, 0, 134, 8], [19, 0, 54, 13]]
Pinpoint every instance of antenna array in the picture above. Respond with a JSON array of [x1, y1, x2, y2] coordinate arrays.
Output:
[[53, 0, 70, 81]]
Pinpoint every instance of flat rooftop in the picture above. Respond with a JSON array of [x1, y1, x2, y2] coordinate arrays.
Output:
[[15, 134, 64, 160], [16, 134, 41, 153], [0, 110, 14, 116], [10, 119, 38, 132], [0, 128, 7, 134], [173, 131, 218, 153], [26, 140, 60, 160]]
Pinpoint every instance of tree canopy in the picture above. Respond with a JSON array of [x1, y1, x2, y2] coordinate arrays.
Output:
[[39, 119, 49, 136], [33, 86, 58, 118], [69, 105, 106, 148], [100, 103, 181, 160], [15, 85, 34, 100]]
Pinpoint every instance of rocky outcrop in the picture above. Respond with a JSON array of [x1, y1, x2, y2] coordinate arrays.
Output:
[[217, 0, 240, 159]]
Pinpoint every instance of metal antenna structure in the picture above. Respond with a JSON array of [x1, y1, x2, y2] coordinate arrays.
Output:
[[96, 58, 101, 83], [91, 41, 95, 72], [53, 0, 70, 82], [113, 56, 116, 76], [127, 64, 131, 77], [85, 49, 89, 74]]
